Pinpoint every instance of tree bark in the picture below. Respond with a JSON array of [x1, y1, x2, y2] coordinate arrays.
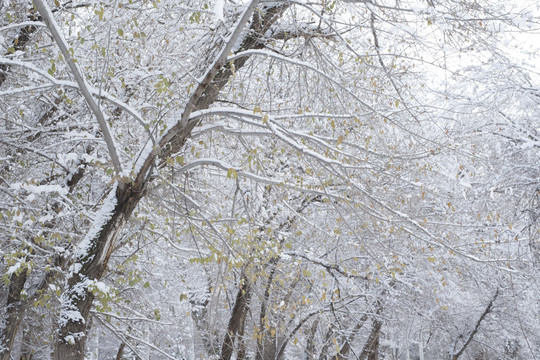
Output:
[[219, 274, 252, 360], [359, 301, 383, 360], [0, 270, 28, 360], [53, 183, 145, 360], [335, 315, 368, 360], [0, 247, 67, 359], [359, 319, 382, 360], [304, 319, 320, 360], [0, 13, 50, 354], [115, 342, 125, 360]]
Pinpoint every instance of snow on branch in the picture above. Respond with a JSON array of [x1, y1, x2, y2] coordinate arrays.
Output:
[[133, 0, 261, 183], [267, 23, 334, 41], [285, 250, 367, 279], [188, 107, 350, 171], [34, 0, 123, 177], [0, 21, 46, 32]]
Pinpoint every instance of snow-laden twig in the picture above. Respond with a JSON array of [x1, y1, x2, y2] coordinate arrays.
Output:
[[168, 158, 349, 201], [91, 310, 173, 325]]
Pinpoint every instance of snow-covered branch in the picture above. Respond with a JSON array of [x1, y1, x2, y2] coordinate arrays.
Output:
[[34, 0, 123, 176]]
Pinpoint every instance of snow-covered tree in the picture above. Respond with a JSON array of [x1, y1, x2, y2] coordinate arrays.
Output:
[[1, 0, 539, 359]]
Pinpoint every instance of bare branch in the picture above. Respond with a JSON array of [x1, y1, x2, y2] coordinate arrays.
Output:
[[451, 289, 500, 360]]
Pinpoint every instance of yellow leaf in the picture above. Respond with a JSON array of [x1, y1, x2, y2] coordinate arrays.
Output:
[[227, 168, 238, 179]]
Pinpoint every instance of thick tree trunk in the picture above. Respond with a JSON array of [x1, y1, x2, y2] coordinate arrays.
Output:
[[359, 301, 383, 360], [0, 13, 46, 355], [219, 275, 252, 360], [335, 315, 368, 360], [53, 184, 144, 359], [359, 319, 382, 360], [0, 270, 27, 360], [0, 244, 69, 359]]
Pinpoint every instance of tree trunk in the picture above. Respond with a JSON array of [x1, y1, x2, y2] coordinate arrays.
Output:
[[0, 270, 28, 360], [359, 301, 383, 360], [219, 275, 252, 360], [115, 342, 125, 360], [359, 318, 382, 360], [304, 319, 320, 360], [53, 184, 144, 360], [335, 315, 368, 360]]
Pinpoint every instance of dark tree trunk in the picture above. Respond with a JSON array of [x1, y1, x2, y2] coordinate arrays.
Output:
[[334, 316, 368, 360], [53, 184, 145, 360], [115, 342, 125, 360], [219, 275, 252, 360], [0, 270, 28, 360], [304, 319, 320, 360], [359, 302, 383, 360], [359, 319, 382, 360]]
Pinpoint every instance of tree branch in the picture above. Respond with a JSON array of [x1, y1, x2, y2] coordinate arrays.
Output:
[[34, 0, 123, 177], [451, 289, 499, 360]]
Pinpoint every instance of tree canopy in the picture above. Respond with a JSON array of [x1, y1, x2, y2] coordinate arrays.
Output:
[[1, 0, 539, 359]]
